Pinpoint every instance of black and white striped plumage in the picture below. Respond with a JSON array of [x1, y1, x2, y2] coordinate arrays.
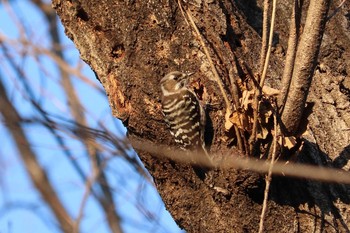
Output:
[[160, 71, 207, 155]]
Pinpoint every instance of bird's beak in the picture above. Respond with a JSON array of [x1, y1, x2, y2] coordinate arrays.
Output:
[[182, 72, 195, 84]]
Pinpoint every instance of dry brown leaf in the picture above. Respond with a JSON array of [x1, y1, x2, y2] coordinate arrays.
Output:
[[240, 90, 254, 110], [278, 135, 297, 149], [226, 111, 251, 131], [257, 126, 269, 139], [260, 109, 272, 125], [229, 112, 242, 128], [225, 111, 234, 130]]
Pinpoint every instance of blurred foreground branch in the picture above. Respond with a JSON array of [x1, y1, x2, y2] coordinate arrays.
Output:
[[0, 74, 75, 233], [131, 139, 350, 184]]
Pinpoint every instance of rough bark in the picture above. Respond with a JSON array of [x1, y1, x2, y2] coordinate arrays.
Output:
[[52, 0, 350, 232]]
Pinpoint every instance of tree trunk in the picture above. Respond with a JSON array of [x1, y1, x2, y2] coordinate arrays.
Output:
[[52, 0, 350, 232]]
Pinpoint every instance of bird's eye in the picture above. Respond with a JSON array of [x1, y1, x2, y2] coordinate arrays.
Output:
[[173, 76, 179, 81]]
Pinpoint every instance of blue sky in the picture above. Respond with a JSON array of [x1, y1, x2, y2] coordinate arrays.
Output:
[[0, 1, 183, 232]]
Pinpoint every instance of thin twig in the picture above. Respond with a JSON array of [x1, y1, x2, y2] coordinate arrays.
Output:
[[250, 0, 277, 154], [0, 75, 74, 233], [260, 0, 277, 88], [31, 115, 153, 184], [234, 126, 244, 151], [258, 105, 278, 233], [0, 42, 91, 189], [259, 0, 270, 76], [327, 0, 346, 21], [74, 163, 102, 233], [131, 138, 350, 184], [186, 10, 232, 115], [228, 67, 240, 111], [228, 68, 244, 151], [0, 34, 103, 92], [31, 2, 124, 231], [249, 94, 260, 154], [177, 0, 190, 26]]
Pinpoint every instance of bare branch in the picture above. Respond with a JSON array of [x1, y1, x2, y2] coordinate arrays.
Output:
[[250, 0, 277, 153], [186, 9, 232, 115], [131, 138, 350, 184], [260, 0, 277, 88], [281, 0, 331, 135], [259, 0, 270, 76], [278, 0, 301, 110], [0, 75, 74, 233], [259, 105, 278, 233], [30, 2, 124, 231], [74, 159, 102, 233]]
